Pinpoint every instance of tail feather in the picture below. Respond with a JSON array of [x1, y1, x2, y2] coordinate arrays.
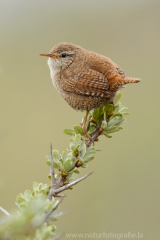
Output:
[[122, 77, 140, 84], [109, 76, 140, 91]]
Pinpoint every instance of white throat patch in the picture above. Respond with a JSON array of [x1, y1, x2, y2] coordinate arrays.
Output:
[[47, 58, 61, 87]]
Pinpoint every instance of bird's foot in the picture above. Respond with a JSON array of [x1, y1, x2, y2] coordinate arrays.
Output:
[[80, 123, 94, 144], [84, 128, 94, 144]]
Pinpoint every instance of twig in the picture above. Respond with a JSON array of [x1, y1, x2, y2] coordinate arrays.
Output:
[[24, 197, 64, 234], [0, 207, 11, 217], [56, 175, 65, 189], [53, 232, 64, 240], [85, 125, 102, 149], [54, 172, 94, 194], [49, 122, 97, 197], [44, 197, 64, 222], [48, 144, 57, 200], [55, 194, 66, 198], [50, 143, 57, 190]]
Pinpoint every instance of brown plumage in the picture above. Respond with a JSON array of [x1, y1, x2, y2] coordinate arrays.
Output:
[[40, 42, 140, 111]]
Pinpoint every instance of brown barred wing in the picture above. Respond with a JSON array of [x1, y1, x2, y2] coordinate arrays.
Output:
[[62, 69, 113, 98]]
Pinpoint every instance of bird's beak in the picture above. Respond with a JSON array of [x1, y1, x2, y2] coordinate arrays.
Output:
[[40, 53, 58, 59]]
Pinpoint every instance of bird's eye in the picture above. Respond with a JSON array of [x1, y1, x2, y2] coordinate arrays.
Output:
[[62, 53, 66, 58]]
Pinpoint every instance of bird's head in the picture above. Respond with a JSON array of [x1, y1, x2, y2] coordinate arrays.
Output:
[[40, 42, 82, 72]]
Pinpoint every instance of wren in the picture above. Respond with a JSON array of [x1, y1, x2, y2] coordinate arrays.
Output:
[[40, 42, 140, 136]]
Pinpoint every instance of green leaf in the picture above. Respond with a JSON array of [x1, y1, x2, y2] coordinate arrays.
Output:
[[59, 158, 63, 164], [69, 138, 76, 151], [49, 212, 63, 222], [38, 189, 47, 195], [41, 226, 53, 238], [114, 113, 123, 117], [68, 151, 73, 158], [105, 104, 114, 114], [16, 195, 25, 204], [53, 161, 59, 169], [62, 151, 67, 163], [114, 102, 126, 114], [52, 225, 57, 232], [83, 147, 96, 163], [102, 132, 112, 138], [71, 156, 77, 164], [74, 126, 86, 136], [67, 173, 77, 182], [88, 124, 96, 133], [113, 92, 123, 106], [58, 161, 65, 171], [74, 134, 82, 144], [33, 182, 39, 191], [52, 150, 61, 162], [92, 106, 103, 120], [55, 172, 61, 181], [46, 160, 50, 166], [45, 199, 54, 211], [78, 140, 85, 150], [73, 168, 80, 174], [114, 105, 120, 114], [78, 154, 84, 162], [97, 119, 102, 129], [73, 144, 80, 155], [107, 116, 118, 129], [80, 143, 86, 158], [39, 183, 43, 189], [123, 112, 130, 115], [81, 163, 87, 168], [24, 190, 32, 201], [85, 147, 96, 154], [63, 129, 75, 136], [93, 108, 102, 120], [119, 107, 129, 113], [84, 148, 96, 159], [18, 202, 27, 211], [101, 120, 107, 129], [67, 165, 75, 172], [64, 159, 73, 171], [106, 126, 123, 133], [84, 153, 95, 163], [84, 157, 94, 163], [48, 174, 51, 180], [46, 155, 50, 161], [115, 118, 125, 126]]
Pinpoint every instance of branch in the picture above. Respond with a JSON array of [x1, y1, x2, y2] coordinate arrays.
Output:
[[56, 175, 65, 189], [54, 172, 94, 194], [48, 144, 57, 200], [44, 197, 64, 222], [85, 125, 103, 149], [0, 93, 130, 239], [53, 232, 64, 240], [0, 207, 11, 217]]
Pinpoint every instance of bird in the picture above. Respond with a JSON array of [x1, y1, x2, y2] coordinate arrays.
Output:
[[40, 42, 140, 138]]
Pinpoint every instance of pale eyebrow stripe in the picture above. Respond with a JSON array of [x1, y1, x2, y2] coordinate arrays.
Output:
[[64, 51, 75, 55]]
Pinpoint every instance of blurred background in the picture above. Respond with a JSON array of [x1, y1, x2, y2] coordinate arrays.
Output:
[[0, 0, 160, 239]]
